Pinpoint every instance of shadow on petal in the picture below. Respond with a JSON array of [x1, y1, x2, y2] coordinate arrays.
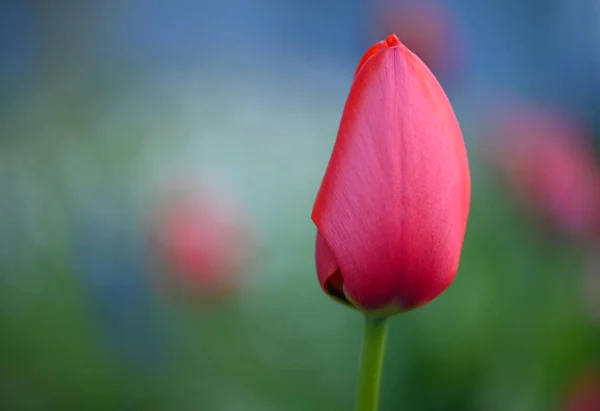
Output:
[[315, 231, 353, 308], [324, 269, 353, 307]]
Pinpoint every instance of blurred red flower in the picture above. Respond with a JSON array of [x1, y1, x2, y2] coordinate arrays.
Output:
[[153, 183, 254, 300], [488, 103, 600, 241], [312, 34, 470, 315]]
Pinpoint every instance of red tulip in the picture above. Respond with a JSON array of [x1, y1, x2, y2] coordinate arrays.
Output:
[[488, 103, 600, 241], [154, 184, 254, 299], [564, 372, 600, 411], [312, 34, 471, 315]]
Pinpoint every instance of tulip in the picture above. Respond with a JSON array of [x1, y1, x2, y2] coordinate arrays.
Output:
[[153, 183, 254, 300], [487, 103, 600, 241], [312, 33, 471, 316], [312, 34, 470, 411]]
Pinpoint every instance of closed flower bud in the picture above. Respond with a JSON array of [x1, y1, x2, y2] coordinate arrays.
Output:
[[312, 34, 471, 315]]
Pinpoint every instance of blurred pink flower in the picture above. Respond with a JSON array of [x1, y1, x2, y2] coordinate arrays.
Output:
[[152, 183, 254, 300], [372, 0, 463, 81], [564, 371, 600, 411], [488, 103, 600, 241]]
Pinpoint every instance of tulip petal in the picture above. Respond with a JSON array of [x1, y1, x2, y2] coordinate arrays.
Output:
[[312, 36, 470, 312]]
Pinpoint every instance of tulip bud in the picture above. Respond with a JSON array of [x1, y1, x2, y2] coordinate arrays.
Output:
[[312, 34, 471, 315]]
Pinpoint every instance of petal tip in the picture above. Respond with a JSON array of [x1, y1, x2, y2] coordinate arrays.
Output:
[[385, 33, 402, 47], [354, 34, 404, 77]]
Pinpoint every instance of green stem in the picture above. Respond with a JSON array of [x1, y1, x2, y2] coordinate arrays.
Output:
[[356, 315, 389, 411]]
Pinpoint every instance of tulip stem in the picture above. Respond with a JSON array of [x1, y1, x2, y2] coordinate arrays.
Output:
[[356, 315, 388, 411]]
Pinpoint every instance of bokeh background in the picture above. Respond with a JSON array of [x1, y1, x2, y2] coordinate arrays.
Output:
[[2, 0, 600, 410]]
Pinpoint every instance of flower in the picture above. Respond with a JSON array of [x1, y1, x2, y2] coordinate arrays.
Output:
[[153, 182, 254, 300], [312, 34, 471, 315], [487, 103, 600, 241]]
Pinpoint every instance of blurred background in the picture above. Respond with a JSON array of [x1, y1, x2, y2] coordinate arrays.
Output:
[[1, 0, 600, 410]]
